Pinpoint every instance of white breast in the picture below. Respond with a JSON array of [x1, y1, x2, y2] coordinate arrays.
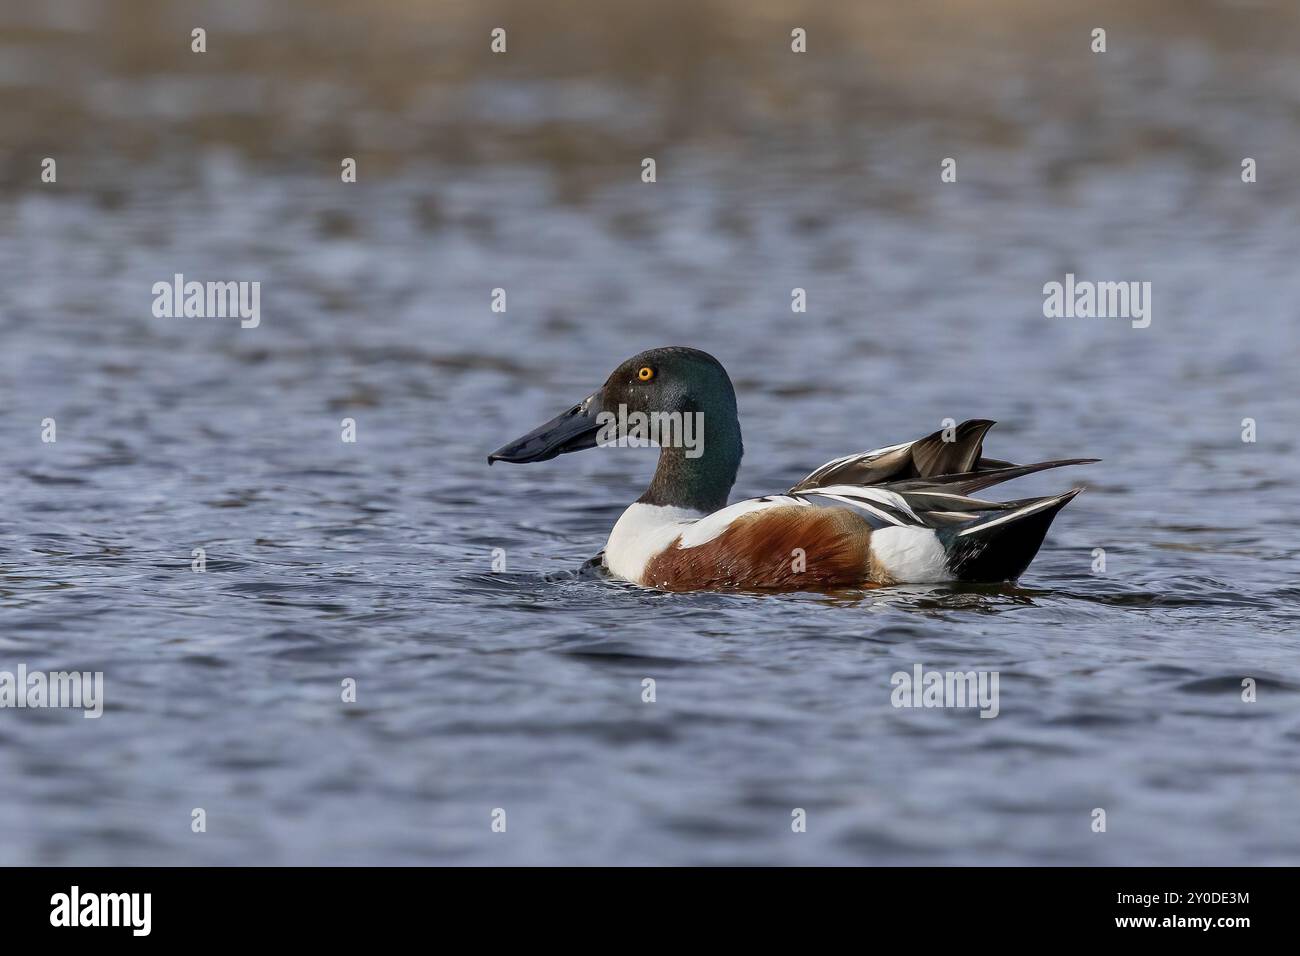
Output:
[[604, 503, 703, 584]]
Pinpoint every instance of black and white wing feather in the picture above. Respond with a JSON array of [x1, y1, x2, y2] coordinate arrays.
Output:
[[789, 420, 1097, 531]]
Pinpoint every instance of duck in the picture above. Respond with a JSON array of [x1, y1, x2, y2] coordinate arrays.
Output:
[[488, 347, 1096, 592]]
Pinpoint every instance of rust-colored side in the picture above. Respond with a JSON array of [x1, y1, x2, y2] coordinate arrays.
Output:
[[641, 505, 894, 591]]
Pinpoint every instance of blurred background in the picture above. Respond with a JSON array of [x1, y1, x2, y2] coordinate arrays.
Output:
[[0, 0, 1298, 866]]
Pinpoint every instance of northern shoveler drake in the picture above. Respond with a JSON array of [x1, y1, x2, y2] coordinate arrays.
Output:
[[488, 347, 1096, 592]]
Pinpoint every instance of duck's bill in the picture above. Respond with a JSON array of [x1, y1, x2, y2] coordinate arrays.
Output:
[[488, 392, 604, 464]]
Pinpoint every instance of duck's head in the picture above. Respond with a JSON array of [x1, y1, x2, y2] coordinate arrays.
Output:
[[488, 346, 739, 470]]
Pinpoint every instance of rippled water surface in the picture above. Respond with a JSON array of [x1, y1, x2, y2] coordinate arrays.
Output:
[[1, 0, 1298, 865]]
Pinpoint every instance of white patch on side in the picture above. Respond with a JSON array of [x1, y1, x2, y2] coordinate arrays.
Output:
[[604, 503, 702, 584], [870, 526, 952, 583]]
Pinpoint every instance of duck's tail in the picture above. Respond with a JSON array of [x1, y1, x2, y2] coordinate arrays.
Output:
[[941, 488, 1082, 582]]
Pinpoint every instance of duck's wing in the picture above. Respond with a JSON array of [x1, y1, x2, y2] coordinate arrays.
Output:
[[672, 420, 1094, 545], [786, 484, 1008, 530], [790, 420, 1001, 491], [786, 420, 1097, 531], [791, 419, 1095, 493], [670, 484, 1007, 539]]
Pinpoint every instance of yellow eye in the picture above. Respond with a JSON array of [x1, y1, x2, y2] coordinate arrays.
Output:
[[637, 366, 655, 382]]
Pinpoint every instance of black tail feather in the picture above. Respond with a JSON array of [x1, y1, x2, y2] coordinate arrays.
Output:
[[943, 489, 1081, 582]]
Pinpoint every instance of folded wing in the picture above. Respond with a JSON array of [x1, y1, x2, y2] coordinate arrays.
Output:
[[787, 419, 1097, 532]]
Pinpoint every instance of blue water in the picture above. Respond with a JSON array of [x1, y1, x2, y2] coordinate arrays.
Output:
[[1, 1, 1298, 865]]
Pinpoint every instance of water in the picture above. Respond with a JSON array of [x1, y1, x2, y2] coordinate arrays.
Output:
[[1, 0, 1298, 865]]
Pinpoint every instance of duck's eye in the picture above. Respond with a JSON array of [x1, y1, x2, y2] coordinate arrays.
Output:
[[637, 366, 655, 382]]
